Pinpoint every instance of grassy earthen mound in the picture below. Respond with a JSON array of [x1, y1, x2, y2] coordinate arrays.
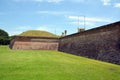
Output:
[[20, 30, 58, 38]]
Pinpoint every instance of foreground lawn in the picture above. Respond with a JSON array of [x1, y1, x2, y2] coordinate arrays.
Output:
[[0, 46, 120, 80]]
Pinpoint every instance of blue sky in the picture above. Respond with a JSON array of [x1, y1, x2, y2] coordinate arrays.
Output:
[[0, 0, 120, 36]]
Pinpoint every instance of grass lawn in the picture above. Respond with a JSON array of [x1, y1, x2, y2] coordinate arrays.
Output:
[[0, 46, 120, 80]]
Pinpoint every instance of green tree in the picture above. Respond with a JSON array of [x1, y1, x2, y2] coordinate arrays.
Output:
[[0, 29, 9, 37], [0, 29, 10, 45]]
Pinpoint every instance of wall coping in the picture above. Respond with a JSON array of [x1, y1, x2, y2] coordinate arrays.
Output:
[[60, 21, 120, 39], [13, 36, 59, 39]]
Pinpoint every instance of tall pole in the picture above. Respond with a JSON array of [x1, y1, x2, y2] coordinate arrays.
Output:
[[78, 15, 85, 29], [84, 16, 85, 29], [78, 16, 80, 28]]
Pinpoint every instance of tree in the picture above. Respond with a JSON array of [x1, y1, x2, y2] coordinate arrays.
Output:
[[0, 29, 10, 45], [0, 29, 9, 37]]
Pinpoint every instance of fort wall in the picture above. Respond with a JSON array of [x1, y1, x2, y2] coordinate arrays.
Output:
[[10, 36, 59, 50], [10, 21, 120, 64], [58, 21, 120, 64]]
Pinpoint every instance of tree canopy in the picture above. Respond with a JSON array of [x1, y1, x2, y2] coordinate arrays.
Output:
[[0, 29, 9, 37], [0, 29, 10, 45]]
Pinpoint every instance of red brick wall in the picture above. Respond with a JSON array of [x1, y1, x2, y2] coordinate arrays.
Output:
[[10, 37, 59, 50], [58, 21, 120, 64]]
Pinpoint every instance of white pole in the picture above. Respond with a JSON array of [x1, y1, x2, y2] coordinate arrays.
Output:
[[78, 16, 80, 28], [78, 15, 86, 30], [84, 16, 85, 29]]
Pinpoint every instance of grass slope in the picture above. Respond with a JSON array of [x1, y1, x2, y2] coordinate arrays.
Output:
[[20, 30, 58, 38], [0, 46, 120, 80]]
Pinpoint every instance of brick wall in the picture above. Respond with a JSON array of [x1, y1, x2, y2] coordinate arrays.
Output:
[[58, 21, 120, 64], [10, 36, 59, 50]]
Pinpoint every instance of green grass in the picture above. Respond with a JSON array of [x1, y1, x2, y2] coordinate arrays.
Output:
[[0, 46, 120, 80], [19, 30, 59, 38]]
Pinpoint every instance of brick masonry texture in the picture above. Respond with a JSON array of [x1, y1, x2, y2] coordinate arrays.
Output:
[[10, 21, 120, 64], [58, 21, 120, 65], [10, 36, 59, 50]]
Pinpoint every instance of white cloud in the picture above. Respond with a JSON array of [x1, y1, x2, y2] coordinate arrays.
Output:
[[101, 0, 120, 8], [68, 16, 112, 22], [14, 0, 43, 2], [68, 16, 114, 28], [36, 26, 49, 31], [101, 0, 111, 6], [32, 0, 43, 2], [13, 0, 31, 2], [68, 16, 78, 20], [114, 3, 120, 8], [46, 0, 63, 3], [71, 21, 94, 26], [13, 0, 88, 3], [33, 0, 64, 3], [36, 11, 71, 15], [14, 0, 63, 3], [69, 0, 85, 3], [85, 17, 111, 22]]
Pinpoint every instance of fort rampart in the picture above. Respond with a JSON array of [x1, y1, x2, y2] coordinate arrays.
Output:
[[58, 21, 120, 64], [10, 21, 120, 64], [10, 36, 59, 50]]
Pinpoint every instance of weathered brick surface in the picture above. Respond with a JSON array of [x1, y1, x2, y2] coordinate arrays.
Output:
[[58, 21, 120, 64], [10, 36, 59, 50]]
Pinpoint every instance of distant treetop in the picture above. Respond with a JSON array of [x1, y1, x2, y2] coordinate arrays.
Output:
[[0, 29, 9, 37]]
